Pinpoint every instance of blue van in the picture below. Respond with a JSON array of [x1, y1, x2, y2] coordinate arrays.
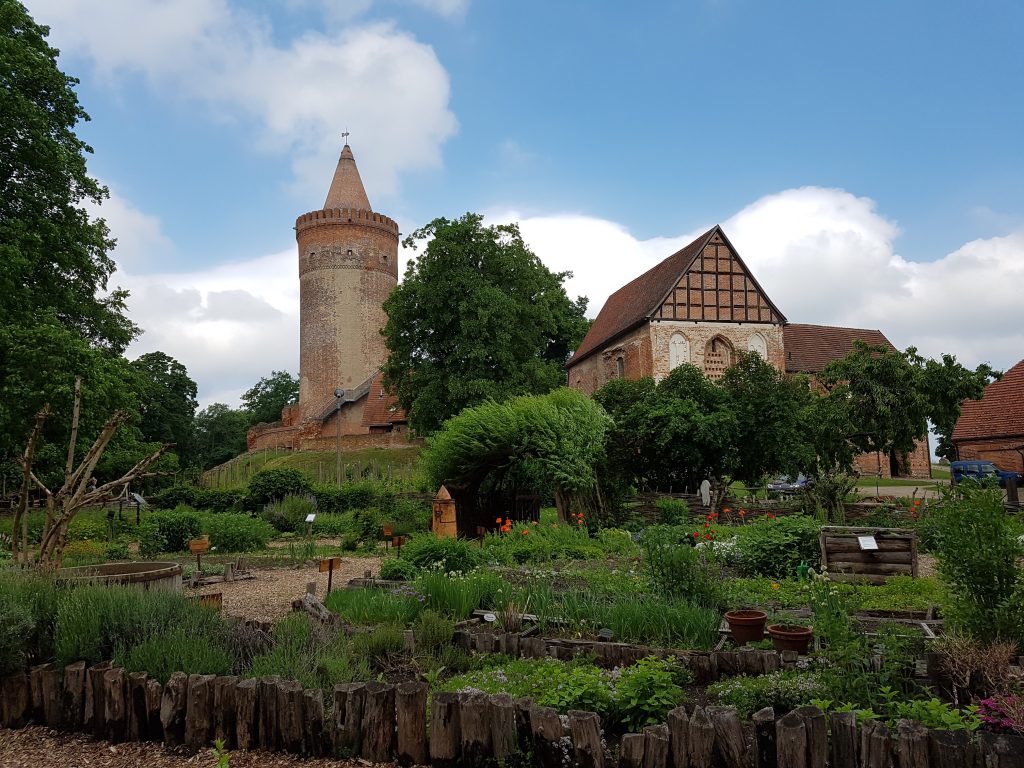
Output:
[[950, 460, 1022, 488]]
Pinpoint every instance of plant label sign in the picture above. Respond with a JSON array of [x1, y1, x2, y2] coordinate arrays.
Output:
[[189, 538, 210, 555], [305, 513, 316, 524], [318, 557, 341, 573], [857, 535, 879, 551]]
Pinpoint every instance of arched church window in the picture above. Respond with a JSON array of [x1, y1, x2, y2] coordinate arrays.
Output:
[[669, 333, 690, 369], [703, 336, 734, 380], [616, 356, 625, 378], [747, 332, 768, 359]]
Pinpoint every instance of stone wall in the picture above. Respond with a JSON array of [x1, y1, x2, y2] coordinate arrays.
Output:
[[649, 320, 784, 380], [567, 323, 653, 395], [296, 209, 398, 422]]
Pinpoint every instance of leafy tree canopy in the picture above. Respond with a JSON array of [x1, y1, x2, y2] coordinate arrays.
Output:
[[720, 353, 818, 485], [0, 2, 139, 474], [421, 388, 611, 515], [193, 404, 250, 471], [819, 343, 997, 462], [382, 213, 590, 434], [242, 370, 298, 426], [130, 351, 198, 463]]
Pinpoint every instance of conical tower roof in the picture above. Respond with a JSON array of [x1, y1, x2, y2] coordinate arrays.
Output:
[[324, 144, 372, 211]]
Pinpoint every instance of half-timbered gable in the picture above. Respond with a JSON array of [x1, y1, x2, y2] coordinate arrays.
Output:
[[652, 228, 785, 324], [568, 225, 786, 390]]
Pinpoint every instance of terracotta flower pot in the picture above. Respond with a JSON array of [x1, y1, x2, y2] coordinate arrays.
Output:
[[725, 609, 768, 646], [767, 624, 813, 654]]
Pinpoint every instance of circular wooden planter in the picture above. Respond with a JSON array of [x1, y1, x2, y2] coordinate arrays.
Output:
[[724, 609, 768, 645], [57, 561, 183, 592], [767, 624, 813, 654]]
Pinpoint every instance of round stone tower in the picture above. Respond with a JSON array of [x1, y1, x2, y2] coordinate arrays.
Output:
[[296, 143, 399, 421]]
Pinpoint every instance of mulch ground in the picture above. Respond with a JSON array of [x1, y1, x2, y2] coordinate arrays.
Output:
[[0, 727, 394, 767], [188, 558, 380, 623]]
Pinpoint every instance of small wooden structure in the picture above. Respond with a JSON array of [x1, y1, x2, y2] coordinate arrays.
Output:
[[819, 526, 918, 584], [431, 486, 457, 539]]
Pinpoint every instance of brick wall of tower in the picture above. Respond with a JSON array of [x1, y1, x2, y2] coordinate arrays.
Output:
[[296, 208, 398, 421]]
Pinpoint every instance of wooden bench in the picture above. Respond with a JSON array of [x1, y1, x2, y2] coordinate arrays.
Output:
[[819, 526, 918, 585]]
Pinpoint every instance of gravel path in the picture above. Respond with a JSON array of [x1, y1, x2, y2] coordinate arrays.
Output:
[[188, 558, 379, 623], [0, 726, 393, 767]]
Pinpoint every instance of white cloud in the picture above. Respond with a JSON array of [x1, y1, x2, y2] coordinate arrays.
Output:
[[495, 187, 1024, 372], [27, 0, 457, 199]]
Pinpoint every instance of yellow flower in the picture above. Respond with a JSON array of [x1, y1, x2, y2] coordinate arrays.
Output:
[[771, 582, 780, 590]]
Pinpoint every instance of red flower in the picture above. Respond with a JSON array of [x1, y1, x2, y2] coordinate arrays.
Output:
[[521, 529, 529, 536], [767, 513, 776, 519], [704, 522, 710, 529], [495, 517, 503, 524], [913, 500, 922, 507], [692, 531, 700, 538], [739, 509, 746, 517], [722, 507, 731, 514], [704, 533, 712, 540]]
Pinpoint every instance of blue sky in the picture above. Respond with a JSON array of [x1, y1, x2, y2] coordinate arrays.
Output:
[[25, 0, 1024, 406]]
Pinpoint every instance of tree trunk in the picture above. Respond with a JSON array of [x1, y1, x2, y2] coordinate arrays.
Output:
[[569, 710, 604, 768], [396, 682, 428, 766]]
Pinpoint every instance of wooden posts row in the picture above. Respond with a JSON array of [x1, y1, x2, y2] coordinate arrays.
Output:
[[4, 664, 1024, 768]]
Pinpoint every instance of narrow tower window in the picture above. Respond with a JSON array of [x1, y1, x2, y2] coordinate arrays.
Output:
[[616, 356, 625, 378]]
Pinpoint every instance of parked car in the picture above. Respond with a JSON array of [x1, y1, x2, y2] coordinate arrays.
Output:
[[767, 474, 811, 495], [950, 460, 1023, 488]]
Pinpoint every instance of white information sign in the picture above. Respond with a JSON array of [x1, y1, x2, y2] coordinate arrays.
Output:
[[305, 513, 317, 523], [483, 613, 497, 623], [857, 535, 878, 551]]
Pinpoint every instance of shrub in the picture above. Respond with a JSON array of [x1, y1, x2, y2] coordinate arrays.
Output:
[[655, 498, 690, 526], [931, 486, 1024, 645], [735, 515, 821, 579], [708, 670, 827, 719], [613, 656, 690, 730], [400, 535, 482, 574], [54, 585, 224, 666], [247, 469, 313, 509], [147, 484, 198, 509], [416, 570, 502, 619], [137, 520, 166, 557], [104, 541, 131, 561], [0, 593, 37, 676], [146, 507, 203, 552], [60, 539, 106, 566], [67, 516, 109, 542], [115, 626, 234, 683], [204, 513, 274, 552], [0, 573, 61, 673], [642, 531, 723, 608], [351, 624, 405, 670], [247, 614, 369, 688], [325, 586, 424, 626], [596, 528, 638, 556], [379, 557, 418, 581], [261, 494, 317, 533], [312, 481, 377, 514], [412, 610, 453, 656], [193, 488, 244, 513]]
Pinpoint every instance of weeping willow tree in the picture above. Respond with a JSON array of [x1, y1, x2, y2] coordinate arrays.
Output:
[[421, 388, 611, 521]]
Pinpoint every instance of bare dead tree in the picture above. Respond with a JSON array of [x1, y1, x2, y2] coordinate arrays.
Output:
[[15, 405, 170, 568]]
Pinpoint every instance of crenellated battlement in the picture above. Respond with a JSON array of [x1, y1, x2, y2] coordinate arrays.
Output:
[[295, 207, 399, 239]]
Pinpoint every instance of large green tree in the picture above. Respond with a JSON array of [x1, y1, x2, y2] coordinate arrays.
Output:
[[720, 352, 817, 485], [382, 213, 590, 433], [130, 351, 198, 463], [242, 370, 298, 426], [193, 404, 250, 470], [819, 343, 997, 464], [0, 1, 138, 472]]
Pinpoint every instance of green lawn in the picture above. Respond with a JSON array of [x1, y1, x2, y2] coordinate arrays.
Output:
[[203, 446, 423, 489]]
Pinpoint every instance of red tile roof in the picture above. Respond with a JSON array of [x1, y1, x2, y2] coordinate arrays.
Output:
[[783, 324, 895, 373], [952, 359, 1024, 442], [360, 371, 407, 427], [569, 225, 786, 366]]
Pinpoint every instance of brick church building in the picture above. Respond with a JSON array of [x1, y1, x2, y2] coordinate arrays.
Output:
[[248, 143, 409, 451], [567, 226, 931, 478]]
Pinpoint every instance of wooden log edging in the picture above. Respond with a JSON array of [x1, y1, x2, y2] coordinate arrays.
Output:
[[4, 663, 1024, 767], [453, 628, 785, 681]]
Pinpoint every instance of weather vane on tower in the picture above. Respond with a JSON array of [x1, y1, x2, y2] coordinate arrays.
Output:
[[341, 129, 350, 145]]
